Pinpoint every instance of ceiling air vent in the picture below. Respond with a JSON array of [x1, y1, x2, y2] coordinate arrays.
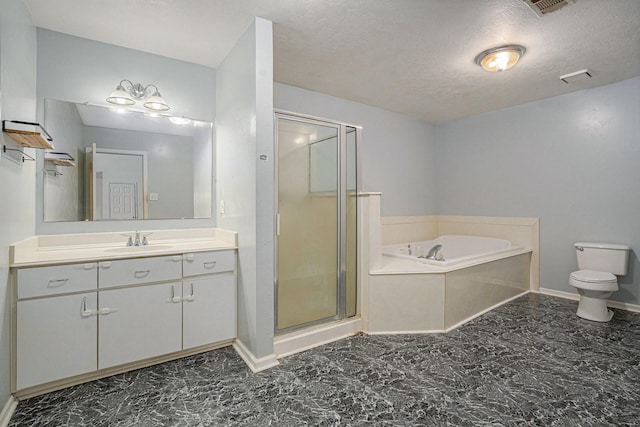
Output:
[[560, 69, 592, 84], [523, 0, 575, 17]]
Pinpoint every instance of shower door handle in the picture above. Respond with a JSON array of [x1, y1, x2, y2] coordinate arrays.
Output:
[[276, 213, 281, 236]]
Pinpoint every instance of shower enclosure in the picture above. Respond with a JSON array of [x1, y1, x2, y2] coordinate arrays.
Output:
[[275, 113, 358, 333]]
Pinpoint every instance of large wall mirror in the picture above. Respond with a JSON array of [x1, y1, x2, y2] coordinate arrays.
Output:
[[43, 99, 213, 222]]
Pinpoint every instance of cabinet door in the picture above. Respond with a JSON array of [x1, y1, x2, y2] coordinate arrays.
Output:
[[182, 275, 236, 350], [98, 283, 182, 369], [16, 292, 97, 390]]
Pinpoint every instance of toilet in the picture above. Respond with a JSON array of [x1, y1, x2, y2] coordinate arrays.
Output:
[[569, 242, 631, 322]]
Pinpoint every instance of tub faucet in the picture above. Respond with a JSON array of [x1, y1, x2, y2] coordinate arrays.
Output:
[[423, 244, 442, 260]]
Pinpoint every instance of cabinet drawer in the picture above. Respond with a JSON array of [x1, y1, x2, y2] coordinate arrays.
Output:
[[16, 263, 97, 299], [99, 255, 182, 288], [183, 250, 235, 277]]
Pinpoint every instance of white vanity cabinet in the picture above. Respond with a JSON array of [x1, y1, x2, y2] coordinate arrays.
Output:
[[13, 248, 236, 397], [15, 263, 98, 390]]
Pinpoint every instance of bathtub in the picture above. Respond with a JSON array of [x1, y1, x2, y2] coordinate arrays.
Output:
[[382, 235, 519, 267], [369, 234, 532, 334]]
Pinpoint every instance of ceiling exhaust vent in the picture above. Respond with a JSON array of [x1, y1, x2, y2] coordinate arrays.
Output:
[[560, 69, 592, 84], [523, 0, 575, 17]]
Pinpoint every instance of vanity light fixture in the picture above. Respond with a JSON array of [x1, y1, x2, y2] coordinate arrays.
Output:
[[474, 45, 526, 72], [169, 116, 191, 125], [106, 80, 170, 111]]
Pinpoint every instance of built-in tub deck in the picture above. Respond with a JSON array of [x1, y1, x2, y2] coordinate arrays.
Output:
[[366, 242, 533, 335]]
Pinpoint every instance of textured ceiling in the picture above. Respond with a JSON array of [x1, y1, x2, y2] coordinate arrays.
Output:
[[22, 0, 640, 124]]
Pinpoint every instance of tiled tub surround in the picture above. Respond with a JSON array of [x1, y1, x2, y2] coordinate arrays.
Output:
[[9, 228, 237, 400], [9, 293, 640, 426]]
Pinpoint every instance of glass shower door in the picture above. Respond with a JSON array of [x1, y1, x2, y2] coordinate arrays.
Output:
[[276, 117, 340, 331]]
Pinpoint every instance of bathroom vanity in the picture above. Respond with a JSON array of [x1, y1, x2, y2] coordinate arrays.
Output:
[[9, 228, 237, 399]]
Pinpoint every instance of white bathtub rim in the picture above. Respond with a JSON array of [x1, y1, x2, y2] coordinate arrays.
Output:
[[383, 235, 513, 263], [371, 247, 532, 275]]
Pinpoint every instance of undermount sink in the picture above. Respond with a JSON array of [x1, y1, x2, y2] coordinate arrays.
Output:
[[106, 244, 174, 253]]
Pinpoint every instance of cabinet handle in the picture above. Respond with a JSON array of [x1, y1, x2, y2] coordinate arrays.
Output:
[[134, 269, 151, 277], [48, 278, 69, 288], [171, 285, 182, 303], [204, 261, 217, 269], [185, 283, 195, 302], [81, 297, 95, 317], [99, 307, 115, 315]]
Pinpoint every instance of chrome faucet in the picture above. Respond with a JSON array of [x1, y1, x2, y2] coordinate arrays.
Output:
[[134, 231, 142, 246], [124, 231, 150, 246], [421, 244, 442, 260]]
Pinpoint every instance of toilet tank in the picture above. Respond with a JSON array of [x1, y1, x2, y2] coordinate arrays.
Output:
[[575, 242, 631, 275]]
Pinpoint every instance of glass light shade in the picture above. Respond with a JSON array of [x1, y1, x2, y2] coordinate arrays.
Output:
[[106, 85, 135, 105], [143, 92, 170, 111], [475, 45, 526, 72]]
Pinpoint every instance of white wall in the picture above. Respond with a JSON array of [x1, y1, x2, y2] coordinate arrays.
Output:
[[436, 77, 640, 305], [0, 0, 36, 408], [36, 29, 217, 234], [216, 18, 275, 359], [274, 83, 438, 216]]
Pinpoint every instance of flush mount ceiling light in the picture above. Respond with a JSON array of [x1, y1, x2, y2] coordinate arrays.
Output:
[[106, 79, 170, 111], [474, 45, 526, 72]]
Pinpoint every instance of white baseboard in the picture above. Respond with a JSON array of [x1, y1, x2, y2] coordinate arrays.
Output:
[[538, 287, 640, 313], [0, 396, 17, 427], [366, 329, 444, 335], [232, 339, 279, 373], [274, 318, 362, 358]]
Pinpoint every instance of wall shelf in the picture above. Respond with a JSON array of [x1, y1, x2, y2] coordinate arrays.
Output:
[[2, 120, 54, 150], [2, 120, 55, 165], [44, 151, 76, 167]]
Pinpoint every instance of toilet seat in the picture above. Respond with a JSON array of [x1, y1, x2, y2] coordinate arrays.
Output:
[[570, 269, 618, 292]]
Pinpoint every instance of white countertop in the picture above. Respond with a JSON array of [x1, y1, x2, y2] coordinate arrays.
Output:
[[10, 228, 237, 267]]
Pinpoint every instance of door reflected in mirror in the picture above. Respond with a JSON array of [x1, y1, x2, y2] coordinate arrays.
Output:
[[43, 99, 213, 222]]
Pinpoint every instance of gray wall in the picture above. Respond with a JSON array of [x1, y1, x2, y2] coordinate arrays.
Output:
[[84, 126, 195, 219], [0, 0, 36, 409], [216, 18, 275, 359], [36, 28, 217, 234], [436, 77, 640, 305], [274, 83, 438, 217], [43, 99, 84, 221]]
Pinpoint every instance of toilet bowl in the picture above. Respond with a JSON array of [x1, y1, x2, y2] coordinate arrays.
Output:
[[569, 270, 618, 321], [568, 242, 630, 322]]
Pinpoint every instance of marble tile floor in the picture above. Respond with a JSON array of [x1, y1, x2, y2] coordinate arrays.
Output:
[[9, 293, 640, 426]]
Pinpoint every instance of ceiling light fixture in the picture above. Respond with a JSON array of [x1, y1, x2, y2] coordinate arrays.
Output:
[[106, 79, 170, 111], [474, 45, 526, 72]]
